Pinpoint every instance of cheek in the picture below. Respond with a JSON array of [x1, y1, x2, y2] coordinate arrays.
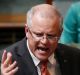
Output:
[[50, 42, 58, 52], [28, 37, 39, 51]]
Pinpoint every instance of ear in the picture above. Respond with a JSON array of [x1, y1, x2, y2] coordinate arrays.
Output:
[[25, 24, 29, 37], [58, 28, 63, 40]]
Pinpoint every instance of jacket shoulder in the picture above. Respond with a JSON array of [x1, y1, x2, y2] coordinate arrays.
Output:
[[56, 43, 80, 56], [0, 38, 26, 62]]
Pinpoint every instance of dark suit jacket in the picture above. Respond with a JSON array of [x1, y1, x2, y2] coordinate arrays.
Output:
[[0, 38, 80, 75]]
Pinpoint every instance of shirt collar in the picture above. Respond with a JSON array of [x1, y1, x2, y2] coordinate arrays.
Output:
[[48, 53, 56, 65], [27, 40, 40, 66]]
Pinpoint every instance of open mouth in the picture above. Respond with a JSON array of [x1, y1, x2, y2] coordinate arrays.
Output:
[[37, 47, 49, 51]]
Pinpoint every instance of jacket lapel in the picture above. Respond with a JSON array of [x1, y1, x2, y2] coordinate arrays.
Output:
[[16, 38, 38, 75]]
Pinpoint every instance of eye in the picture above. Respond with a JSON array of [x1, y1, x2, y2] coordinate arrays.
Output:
[[47, 34, 56, 39], [34, 33, 43, 37]]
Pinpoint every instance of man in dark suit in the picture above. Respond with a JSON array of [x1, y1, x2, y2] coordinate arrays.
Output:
[[1, 4, 80, 75]]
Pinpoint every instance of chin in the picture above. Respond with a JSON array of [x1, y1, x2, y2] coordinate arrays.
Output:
[[36, 54, 49, 61]]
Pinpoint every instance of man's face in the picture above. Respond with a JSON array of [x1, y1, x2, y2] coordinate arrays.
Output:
[[25, 13, 61, 61]]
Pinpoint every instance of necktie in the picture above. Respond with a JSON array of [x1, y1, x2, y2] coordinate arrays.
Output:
[[40, 61, 50, 75]]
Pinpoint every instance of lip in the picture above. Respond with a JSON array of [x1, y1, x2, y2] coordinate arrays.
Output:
[[37, 47, 49, 51], [37, 47, 49, 55]]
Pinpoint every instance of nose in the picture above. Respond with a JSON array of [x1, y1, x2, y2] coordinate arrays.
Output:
[[40, 35, 48, 45]]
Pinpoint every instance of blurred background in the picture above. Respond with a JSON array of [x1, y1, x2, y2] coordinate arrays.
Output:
[[0, 0, 80, 50]]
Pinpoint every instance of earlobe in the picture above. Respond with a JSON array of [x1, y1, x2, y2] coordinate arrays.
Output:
[[25, 24, 29, 37], [25, 24, 28, 32]]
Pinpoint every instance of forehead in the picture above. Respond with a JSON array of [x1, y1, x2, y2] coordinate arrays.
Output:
[[30, 14, 61, 34]]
